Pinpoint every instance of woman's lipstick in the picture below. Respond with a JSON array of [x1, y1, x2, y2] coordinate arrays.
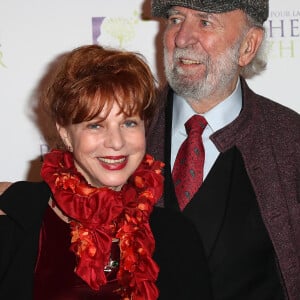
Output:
[[98, 155, 127, 170]]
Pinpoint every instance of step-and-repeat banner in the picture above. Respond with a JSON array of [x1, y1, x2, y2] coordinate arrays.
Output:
[[0, 0, 299, 181]]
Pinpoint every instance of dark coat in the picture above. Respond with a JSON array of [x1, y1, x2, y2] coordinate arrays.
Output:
[[0, 181, 213, 300], [147, 77, 300, 300]]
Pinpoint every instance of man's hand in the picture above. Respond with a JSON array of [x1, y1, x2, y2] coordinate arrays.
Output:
[[0, 182, 12, 195]]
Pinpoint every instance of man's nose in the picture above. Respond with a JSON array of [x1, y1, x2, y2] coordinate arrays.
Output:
[[175, 20, 199, 48]]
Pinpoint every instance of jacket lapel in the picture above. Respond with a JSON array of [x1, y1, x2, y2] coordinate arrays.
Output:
[[163, 92, 182, 211]]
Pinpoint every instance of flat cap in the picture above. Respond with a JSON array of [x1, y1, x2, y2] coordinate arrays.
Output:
[[151, 0, 269, 24]]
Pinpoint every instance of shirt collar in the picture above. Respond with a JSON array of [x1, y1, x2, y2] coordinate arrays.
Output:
[[172, 79, 242, 134]]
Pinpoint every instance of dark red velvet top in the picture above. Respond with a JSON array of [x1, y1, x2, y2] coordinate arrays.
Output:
[[34, 206, 121, 300]]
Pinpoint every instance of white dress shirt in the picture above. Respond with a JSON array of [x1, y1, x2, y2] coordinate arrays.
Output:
[[171, 80, 242, 180]]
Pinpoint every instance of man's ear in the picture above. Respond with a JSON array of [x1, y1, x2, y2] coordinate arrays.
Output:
[[239, 27, 264, 67]]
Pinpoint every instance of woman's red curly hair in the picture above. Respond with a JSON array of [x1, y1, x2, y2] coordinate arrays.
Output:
[[44, 45, 157, 129]]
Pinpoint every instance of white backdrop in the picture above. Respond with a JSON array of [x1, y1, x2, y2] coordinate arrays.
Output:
[[0, 0, 299, 181]]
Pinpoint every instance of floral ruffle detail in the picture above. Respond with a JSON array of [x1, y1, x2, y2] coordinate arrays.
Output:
[[41, 149, 164, 300]]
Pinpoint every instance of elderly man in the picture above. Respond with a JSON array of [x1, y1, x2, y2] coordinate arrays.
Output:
[[147, 0, 300, 299]]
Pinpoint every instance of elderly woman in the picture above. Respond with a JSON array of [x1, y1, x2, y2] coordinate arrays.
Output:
[[0, 45, 212, 300]]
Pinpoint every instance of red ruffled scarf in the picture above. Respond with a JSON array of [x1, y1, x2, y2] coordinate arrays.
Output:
[[41, 149, 164, 300]]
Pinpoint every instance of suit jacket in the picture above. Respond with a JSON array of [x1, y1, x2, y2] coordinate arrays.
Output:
[[0, 181, 213, 300], [147, 77, 300, 299]]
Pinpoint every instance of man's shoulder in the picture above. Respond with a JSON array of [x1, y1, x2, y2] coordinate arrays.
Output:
[[258, 95, 299, 119], [242, 78, 299, 121], [254, 95, 300, 134], [0, 181, 50, 213], [0, 181, 50, 229], [242, 80, 300, 132], [3, 181, 50, 196]]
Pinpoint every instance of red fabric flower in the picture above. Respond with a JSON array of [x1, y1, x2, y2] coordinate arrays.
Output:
[[41, 150, 164, 300]]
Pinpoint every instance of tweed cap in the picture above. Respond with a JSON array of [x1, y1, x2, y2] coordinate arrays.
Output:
[[151, 0, 269, 24]]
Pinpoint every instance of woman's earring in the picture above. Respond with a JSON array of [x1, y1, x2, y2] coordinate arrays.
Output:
[[67, 144, 73, 152]]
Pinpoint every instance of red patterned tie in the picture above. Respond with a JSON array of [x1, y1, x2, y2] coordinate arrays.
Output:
[[172, 115, 207, 210]]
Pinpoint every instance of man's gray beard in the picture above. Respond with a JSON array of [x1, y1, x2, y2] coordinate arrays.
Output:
[[164, 42, 241, 103]]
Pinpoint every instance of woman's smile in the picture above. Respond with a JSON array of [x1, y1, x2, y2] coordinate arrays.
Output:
[[98, 155, 128, 171]]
